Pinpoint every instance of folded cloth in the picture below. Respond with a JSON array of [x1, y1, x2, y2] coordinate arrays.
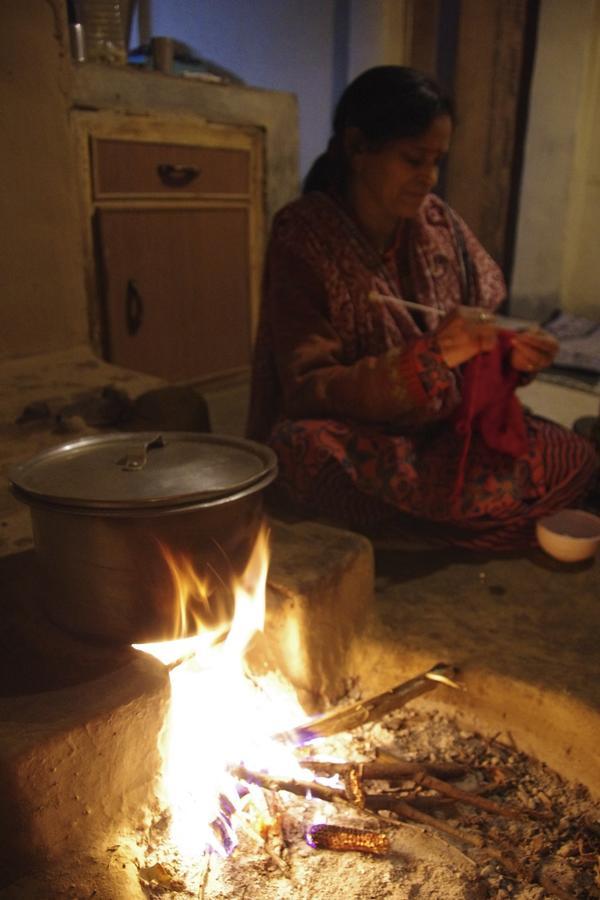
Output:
[[544, 311, 600, 373], [452, 330, 528, 497]]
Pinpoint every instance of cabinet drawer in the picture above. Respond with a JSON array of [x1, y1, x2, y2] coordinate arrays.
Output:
[[92, 138, 250, 198]]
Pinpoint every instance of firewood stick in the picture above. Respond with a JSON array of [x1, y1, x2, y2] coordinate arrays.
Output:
[[391, 794, 457, 811], [230, 765, 392, 829], [273, 662, 460, 744], [414, 771, 549, 820], [198, 854, 211, 900], [374, 746, 468, 779], [375, 746, 544, 820], [230, 765, 347, 806], [230, 768, 455, 824], [230, 766, 454, 817], [302, 759, 466, 781], [366, 795, 484, 848], [234, 814, 291, 876], [231, 766, 521, 876], [367, 796, 523, 876]]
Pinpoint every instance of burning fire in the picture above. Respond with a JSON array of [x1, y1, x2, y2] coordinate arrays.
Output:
[[135, 525, 307, 863]]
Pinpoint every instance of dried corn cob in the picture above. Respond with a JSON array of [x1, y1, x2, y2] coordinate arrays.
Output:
[[306, 824, 390, 855], [344, 766, 366, 808]]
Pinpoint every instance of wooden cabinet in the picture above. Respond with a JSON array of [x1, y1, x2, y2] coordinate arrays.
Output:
[[73, 113, 264, 383]]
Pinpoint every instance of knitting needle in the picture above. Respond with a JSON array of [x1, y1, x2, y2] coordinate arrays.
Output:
[[368, 291, 496, 323]]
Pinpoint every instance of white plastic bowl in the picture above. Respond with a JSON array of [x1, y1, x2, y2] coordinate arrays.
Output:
[[536, 509, 600, 563]]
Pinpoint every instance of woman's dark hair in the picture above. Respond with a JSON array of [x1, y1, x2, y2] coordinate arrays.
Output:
[[303, 66, 453, 194]]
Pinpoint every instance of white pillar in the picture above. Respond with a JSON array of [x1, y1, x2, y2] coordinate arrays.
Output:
[[510, 0, 596, 319], [347, 0, 413, 80]]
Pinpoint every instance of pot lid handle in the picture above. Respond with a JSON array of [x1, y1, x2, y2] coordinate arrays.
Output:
[[116, 434, 165, 471]]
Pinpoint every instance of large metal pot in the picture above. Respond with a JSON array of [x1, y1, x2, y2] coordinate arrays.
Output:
[[9, 432, 277, 645]]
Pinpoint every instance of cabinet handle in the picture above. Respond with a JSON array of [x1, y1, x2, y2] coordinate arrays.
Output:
[[125, 279, 144, 336], [157, 163, 200, 186]]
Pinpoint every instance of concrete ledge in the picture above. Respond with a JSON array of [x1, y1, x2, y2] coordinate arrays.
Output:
[[0, 345, 163, 558], [0, 653, 169, 886], [0, 551, 170, 886], [248, 518, 375, 713], [0, 515, 374, 885]]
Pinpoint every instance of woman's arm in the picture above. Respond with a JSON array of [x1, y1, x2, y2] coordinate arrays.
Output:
[[266, 238, 476, 425], [509, 329, 559, 373]]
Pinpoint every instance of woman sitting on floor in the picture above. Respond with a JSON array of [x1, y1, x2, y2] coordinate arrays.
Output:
[[246, 66, 598, 550]]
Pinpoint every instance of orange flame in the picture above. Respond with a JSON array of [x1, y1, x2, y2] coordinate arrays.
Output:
[[135, 523, 306, 864], [158, 541, 229, 644]]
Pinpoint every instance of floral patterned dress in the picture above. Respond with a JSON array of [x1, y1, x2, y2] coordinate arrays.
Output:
[[247, 191, 597, 549]]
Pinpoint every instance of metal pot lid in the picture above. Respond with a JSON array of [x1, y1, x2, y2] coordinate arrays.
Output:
[[9, 432, 278, 510]]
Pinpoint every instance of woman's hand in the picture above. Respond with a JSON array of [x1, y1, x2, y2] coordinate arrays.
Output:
[[437, 310, 498, 368], [510, 329, 559, 374]]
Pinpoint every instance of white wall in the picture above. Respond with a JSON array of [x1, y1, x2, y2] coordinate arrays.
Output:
[[136, 0, 411, 182], [347, 0, 412, 79], [511, 0, 599, 320], [140, 0, 338, 179]]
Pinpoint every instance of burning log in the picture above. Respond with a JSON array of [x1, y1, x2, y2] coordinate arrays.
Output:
[[302, 758, 543, 820], [231, 764, 520, 872], [230, 763, 533, 878], [306, 823, 390, 856], [273, 662, 460, 744], [230, 765, 347, 807]]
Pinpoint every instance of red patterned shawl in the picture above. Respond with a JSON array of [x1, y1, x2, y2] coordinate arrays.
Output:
[[247, 191, 506, 442]]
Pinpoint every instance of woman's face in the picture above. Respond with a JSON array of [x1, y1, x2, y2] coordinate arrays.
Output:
[[349, 114, 453, 223]]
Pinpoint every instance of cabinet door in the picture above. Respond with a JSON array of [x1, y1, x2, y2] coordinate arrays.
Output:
[[97, 207, 251, 381]]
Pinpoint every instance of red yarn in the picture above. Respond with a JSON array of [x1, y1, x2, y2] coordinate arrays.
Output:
[[452, 330, 528, 498]]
